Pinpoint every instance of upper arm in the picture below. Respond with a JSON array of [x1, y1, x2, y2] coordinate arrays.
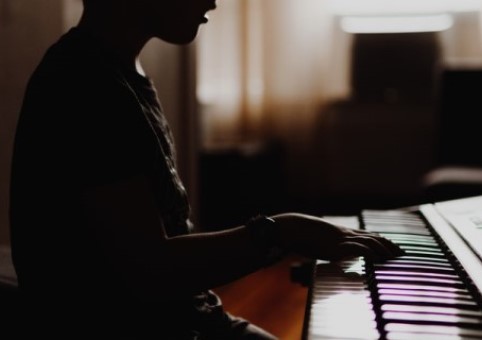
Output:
[[82, 174, 168, 254], [81, 174, 173, 300]]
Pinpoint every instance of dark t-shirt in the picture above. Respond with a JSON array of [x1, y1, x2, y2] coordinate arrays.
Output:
[[10, 27, 223, 337]]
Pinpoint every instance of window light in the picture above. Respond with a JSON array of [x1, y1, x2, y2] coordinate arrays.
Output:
[[341, 14, 454, 34], [328, 0, 482, 16]]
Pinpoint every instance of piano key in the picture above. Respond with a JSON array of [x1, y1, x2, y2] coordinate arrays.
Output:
[[377, 283, 470, 294], [402, 250, 446, 257], [392, 241, 440, 249], [315, 280, 366, 285], [314, 285, 369, 290], [363, 218, 423, 224], [363, 213, 422, 221], [363, 218, 426, 224], [363, 211, 421, 218], [379, 233, 436, 241], [365, 226, 431, 236], [307, 289, 379, 339], [309, 329, 379, 340], [379, 294, 478, 307], [376, 219, 425, 224], [386, 332, 480, 340], [381, 304, 482, 317], [374, 270, 459, 279], [364, 222, 427, 228], [375, 275, 464, 286], [382, 311, 482, 325], [400, 245, 443, 252], [311, 307, 375, 315], [311, 301, 374, 311], [379, 289, 473, 300], [313, 292, 372, 299], [392, 256, 450, 263], [383, 259, 452, 267], [374, 264, 456, 274], [314, 286, 368, 291], [384, 243, 440, 251], [312, 277, 365, 288], [363, 222, 428, 228], [379, 233, 436, 239], [314, 290, 369, 295], [385, 323, 482, 337], [314, 284, 368, 289]]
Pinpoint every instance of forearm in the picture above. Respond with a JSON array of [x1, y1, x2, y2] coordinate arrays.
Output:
[[156, 224, 276, 294], [82, 176, 282, 298]]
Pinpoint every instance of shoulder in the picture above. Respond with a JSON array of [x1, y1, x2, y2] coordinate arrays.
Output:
[[22, 29, 144, 127], [25, 27, 138, 101]]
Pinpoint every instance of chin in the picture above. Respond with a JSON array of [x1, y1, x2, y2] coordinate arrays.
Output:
[[157, 27, 200, 45]]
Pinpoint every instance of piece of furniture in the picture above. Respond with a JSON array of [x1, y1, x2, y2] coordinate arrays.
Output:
[[422, 62, 482, 202], [313, 32, 440, 209]]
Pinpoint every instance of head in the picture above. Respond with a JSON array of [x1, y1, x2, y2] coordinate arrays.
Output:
[[82, 0, 216, 45]]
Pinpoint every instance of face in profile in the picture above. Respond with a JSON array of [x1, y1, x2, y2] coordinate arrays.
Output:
[[138, 0, 217, 44]]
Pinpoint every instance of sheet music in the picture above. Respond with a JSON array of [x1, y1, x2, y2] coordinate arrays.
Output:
[[435, 195, 482, 261]]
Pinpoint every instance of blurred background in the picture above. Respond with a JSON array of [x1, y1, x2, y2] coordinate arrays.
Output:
[[2, 0, 482, 245]]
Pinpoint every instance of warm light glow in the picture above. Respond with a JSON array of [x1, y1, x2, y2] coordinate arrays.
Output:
[[341, 14, 454, 34], [328, 0, 482, 16], [310, 293, 379, 338]]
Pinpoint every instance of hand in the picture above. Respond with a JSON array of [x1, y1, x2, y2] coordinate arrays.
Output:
[[272, 213, 404, 262]]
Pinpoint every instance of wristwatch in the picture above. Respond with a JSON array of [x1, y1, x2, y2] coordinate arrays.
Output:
[[246, 215, 286, 265]]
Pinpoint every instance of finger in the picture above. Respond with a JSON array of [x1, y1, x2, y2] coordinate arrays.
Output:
[[346, 235, 399, 259], [351, 230, 405, 256], [334, 241, 380, 262], [346, 235, 391, 255], [372, 235, 405, 256]]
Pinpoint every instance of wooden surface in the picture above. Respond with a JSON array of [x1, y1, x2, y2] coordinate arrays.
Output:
[[214, 255, 309, 340]]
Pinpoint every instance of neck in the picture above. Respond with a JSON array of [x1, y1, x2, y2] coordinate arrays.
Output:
[[77, 9, 151, 76]]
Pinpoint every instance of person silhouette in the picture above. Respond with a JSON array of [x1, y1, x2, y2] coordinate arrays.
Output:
[[10, 0, 403, 338]]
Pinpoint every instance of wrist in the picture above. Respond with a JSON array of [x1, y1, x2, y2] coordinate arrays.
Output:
[[246, 215, 286, 265]]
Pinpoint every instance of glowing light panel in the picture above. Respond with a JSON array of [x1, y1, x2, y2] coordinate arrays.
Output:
[[341, 14, 454, 33], [328, 0, 482, 16]]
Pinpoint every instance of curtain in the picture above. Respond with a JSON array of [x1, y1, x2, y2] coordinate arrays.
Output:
[[197, 0, 482, 145], [197, 0, 352, 147]]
